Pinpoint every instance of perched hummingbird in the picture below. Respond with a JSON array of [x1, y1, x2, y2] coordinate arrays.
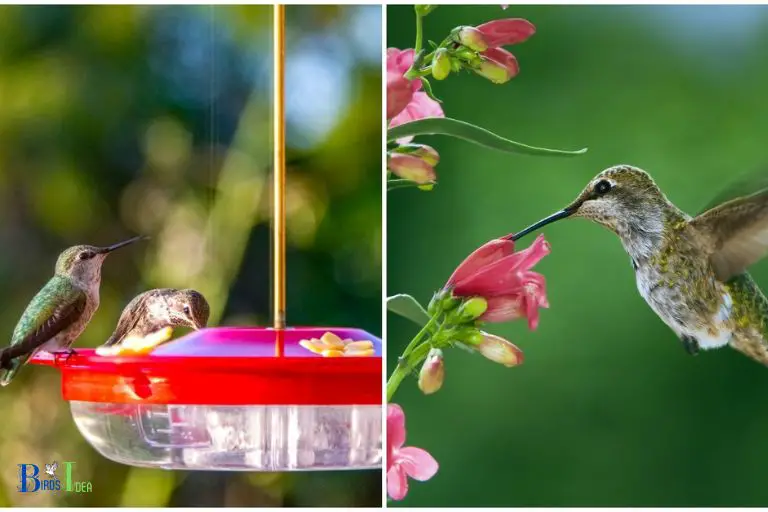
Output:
[[511, 164, 768, 365], [0, 237, 144, 386], [96, 288, 210, 355]]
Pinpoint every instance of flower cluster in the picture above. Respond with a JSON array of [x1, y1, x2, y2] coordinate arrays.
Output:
[[386, 234, 551, 500], [386, 8, 536, 190]]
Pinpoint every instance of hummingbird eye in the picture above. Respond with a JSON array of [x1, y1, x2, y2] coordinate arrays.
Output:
[[594, 179, 613, 195], [183, 305, 191, 316], [78, 251, 94, 261]]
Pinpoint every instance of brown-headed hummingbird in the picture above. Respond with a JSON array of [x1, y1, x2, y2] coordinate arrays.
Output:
[[0, 236, 144, 385], [511, 164, 768, 365], [96, 288, 210, 355]]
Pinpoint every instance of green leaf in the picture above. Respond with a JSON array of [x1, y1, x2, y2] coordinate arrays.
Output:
[[387, 117, 587, 157], [419, 77, 442, 103], [387, 294, 431, 326]]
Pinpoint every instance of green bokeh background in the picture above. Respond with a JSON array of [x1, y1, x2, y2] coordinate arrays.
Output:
[[388, 5, 768, 507], [0, 5, 381, 507]]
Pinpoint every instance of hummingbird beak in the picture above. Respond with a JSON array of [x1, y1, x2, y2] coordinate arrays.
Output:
[[511, 206, 577, 241], [96, 236, 147, 255]]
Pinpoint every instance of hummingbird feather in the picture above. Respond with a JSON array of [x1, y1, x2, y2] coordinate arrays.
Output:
[[690, 188, 768, 281], [103, 292, 152, 347], [1, 276, 86, 386]]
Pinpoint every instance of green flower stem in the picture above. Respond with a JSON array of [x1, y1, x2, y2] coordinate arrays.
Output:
[[413, 7, 424, 55], [386, 314, 450, 402]]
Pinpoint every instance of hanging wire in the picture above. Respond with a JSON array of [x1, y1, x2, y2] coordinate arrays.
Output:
[[272, 4, 287, 333]]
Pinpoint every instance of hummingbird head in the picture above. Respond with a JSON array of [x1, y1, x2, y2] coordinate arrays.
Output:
[[55, 236, 145, 285], [512, 165, 677, 258], [166, 289, 210, 331]]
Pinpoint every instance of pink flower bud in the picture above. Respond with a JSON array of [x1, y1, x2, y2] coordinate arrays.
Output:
[[476, 332, 524, 367], [418, 348, 445, 395], [474, 47, 519, 84], [431, 48, 451, 80], [398, 143, 439, 166], [476, 18, 536, 48], [388, 153, 436, 184], [454, 26, 488, 52]]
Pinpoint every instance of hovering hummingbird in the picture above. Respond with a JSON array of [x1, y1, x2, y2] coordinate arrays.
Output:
[[96, 288, 210, 355], [511, 164, 768, 365], [0, 236, 144, 386]]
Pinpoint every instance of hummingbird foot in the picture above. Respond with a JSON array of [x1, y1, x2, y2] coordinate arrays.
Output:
[[681, 335, 700, 356]]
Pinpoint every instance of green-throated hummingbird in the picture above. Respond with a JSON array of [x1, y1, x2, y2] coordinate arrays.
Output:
[[0, 236, 144, 385]]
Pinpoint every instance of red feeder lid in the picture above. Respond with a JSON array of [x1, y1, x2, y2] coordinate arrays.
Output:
[[30, 327, 382, 406]]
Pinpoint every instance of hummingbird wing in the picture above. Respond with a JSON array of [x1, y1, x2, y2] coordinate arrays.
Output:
[[102, 291, 152, 347], [691, 189, 768, 281], [1, 277, 86, 385]]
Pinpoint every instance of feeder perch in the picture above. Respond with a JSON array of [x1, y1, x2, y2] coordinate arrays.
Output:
[[29, 5, 383, 472]]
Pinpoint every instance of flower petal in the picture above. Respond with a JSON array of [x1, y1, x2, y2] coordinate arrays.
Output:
[[387, 465, 410, 501], [398, 446, 439, 481], [481, 295, 524, 323], [480, 47, 520, 81], [387, 71, 415, 120], [386, 47, 414, 74], [446, 237, 515, 288], [387, 404, 406, 451], [388, 92, 445, 144], [453, 235, 550, 297], [476, 18, 536, 47]]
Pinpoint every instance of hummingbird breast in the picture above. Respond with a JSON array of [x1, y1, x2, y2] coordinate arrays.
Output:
[[634, 232, 734, 350]]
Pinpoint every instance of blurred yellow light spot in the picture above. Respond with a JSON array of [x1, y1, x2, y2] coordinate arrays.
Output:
[[143, 117, 192, 174]]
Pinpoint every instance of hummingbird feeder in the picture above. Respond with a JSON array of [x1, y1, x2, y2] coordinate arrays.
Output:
[[29, 5, 382, 472]]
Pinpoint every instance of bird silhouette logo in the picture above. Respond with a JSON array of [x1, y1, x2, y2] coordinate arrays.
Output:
[[44, 461, 57, 478]]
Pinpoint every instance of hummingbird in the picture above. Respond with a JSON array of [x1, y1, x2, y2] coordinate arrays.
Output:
[[0, 236, 144, 386], [96, 288, 210, 355], [511, 164, 768, 365]]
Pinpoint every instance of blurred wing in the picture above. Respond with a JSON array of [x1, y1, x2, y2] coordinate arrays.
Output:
[[103, 293, 150, 346], [697, 167, 768, 215], [8, 279, 87, 359], [691, 189, 768, 281]]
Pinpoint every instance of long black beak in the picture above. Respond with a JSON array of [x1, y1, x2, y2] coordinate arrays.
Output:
[[511, 209, 574, 241], [96, 235, 147, 254]]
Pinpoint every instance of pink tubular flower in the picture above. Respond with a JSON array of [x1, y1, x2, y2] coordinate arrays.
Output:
[[387, 48, 422, 120], [476, 18, 536, 48], [387, 404, 439, 501], [465, 17, 534, 84], [474, 48, 519, 84], [446, 234, 550, 330]]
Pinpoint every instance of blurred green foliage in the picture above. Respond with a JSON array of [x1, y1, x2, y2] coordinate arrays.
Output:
[[388, 4, 768, 507], [0, 5, 381, 507]]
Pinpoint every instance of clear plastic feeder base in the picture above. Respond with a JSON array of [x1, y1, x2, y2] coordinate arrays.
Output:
[[72, 402, 382, 471], [31, 327, 382, 471]]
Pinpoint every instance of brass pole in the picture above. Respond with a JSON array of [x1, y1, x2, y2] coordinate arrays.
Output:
[[272, 4, 286, 331]]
